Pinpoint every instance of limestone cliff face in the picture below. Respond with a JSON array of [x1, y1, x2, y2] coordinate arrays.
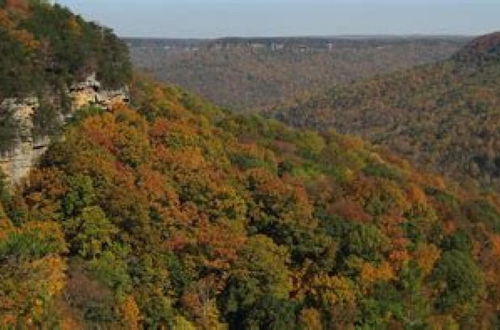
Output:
[[0, 74, 129, 184], [69, 73, 129, 111]]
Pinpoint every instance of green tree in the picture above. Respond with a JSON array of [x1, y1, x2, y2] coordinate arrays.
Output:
[[432, 250, 485, 316], [221, 235, 292, 327], [67, 206, 117, 259]]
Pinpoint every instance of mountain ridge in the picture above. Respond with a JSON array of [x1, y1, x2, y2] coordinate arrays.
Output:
[[453, 32, 500, 64], [130, 36, 467, 112], [275, 32, 500, 190]]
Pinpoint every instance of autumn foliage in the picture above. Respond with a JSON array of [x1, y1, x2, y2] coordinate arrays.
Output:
[[0, 2, 499, 329], [277, 33, 500, 190], [0, 76, 498, 328]]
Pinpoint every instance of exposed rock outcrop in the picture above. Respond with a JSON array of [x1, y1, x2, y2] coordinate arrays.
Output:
[[68, 73, 129, 111], [0, 74, 129, 185]]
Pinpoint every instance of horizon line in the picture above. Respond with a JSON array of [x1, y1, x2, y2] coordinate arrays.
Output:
[[121, 33, 481, 41]]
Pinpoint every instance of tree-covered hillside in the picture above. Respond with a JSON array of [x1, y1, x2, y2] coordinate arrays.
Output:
[[1, 75, 499, 328], [276, 32, 500, 191], [130, 37, 467, 112], [0, 0, 131, 151], [0, 0, 131, 99], [1, 2, 499, 329]]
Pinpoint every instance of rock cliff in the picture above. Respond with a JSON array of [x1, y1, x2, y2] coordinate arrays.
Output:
[[0, 74, 129, 184]]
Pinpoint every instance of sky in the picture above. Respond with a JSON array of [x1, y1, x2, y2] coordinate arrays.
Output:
[[57, 0, 500, 38]]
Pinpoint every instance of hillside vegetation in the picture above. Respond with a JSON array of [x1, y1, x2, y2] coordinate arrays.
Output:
[[0, 0, 131, 151], [276, 32, 500, 190], [0, 75, 499, 327], [1, 2, 499, 329], [130, 37, 467, 112]]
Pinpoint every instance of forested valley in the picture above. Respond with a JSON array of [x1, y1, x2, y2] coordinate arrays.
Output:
[[275, 32, 500, 192], [0, 1, 499, 329], [129, 37, 467, 112]]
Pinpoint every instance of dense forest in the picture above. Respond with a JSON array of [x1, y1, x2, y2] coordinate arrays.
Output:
[[276, 32, 500, 191], [2, 74, 500, 328], [1, 1, 500, 329], [0, 0, 131, 151], [129, 37, 467, 112]]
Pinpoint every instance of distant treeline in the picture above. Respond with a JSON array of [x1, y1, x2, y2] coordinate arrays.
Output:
[[129, 36, 468, 112], [126, 35, 471, 51]]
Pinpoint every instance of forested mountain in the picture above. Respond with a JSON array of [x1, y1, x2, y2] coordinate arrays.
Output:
[[0, 0, 131, 98], [2, 74, 500, 328], [1, 1, 500, 329], [129, 36, 467, 112], [0, 0, 131, 151], [276, 32, 500, 191]]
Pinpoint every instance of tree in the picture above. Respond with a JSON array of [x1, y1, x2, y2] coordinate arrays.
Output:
[[0, 221, 67, 327], [432, 250, 485, 316], [67, 206, 118, 259], [221, 235, 292, 327]]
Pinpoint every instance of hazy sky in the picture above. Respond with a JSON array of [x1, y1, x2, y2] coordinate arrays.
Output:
[[57, 0, 500, 38]]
